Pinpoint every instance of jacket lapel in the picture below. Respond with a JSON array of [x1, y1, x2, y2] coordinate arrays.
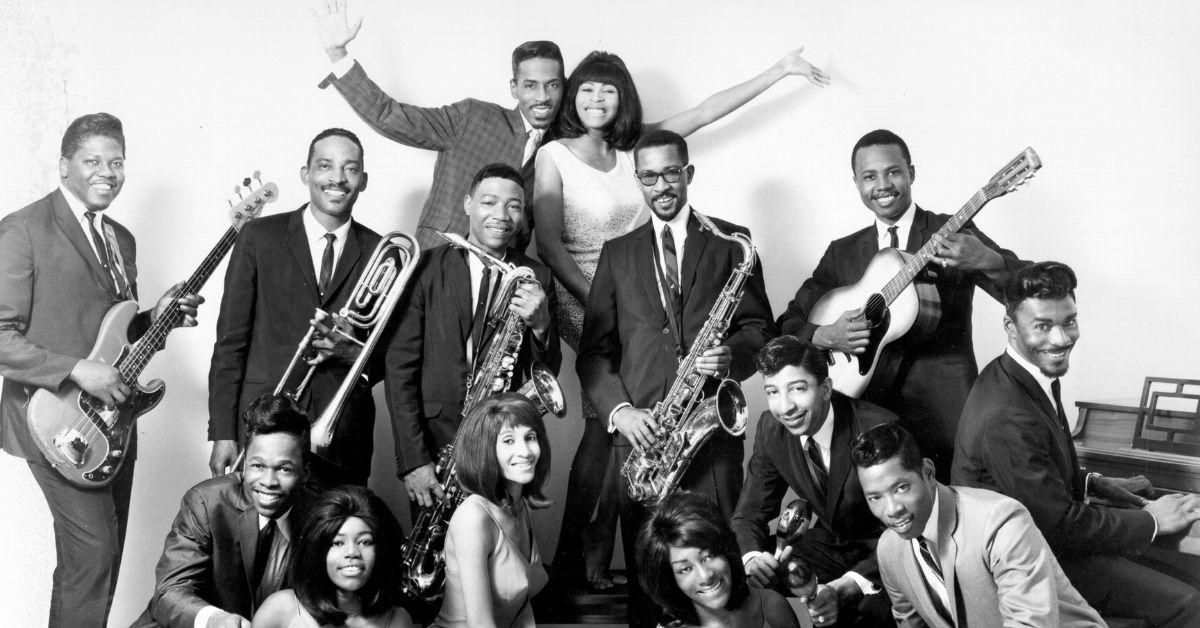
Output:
[[936, 483, 963, 625], [287, 207, 321, 302], [450, 248, 473, 349], [320, 222, 362, 306], [900, 536, 951, 628], [633, 223, 670, 328], [238, 495, 260, 592], [49, 190, 116, 297], [827, 394, 854, 516], [906, 206, 930, 253], [679, 211, 707, 305]]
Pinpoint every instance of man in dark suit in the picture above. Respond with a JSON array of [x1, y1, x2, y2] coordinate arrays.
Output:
[[576, 130, 774, 627], [135, 395, 314, 628], [853, 423, 1103, 628], [732, 336, 896, 627], [776, 129, 1026, 478], [208, 128, 382, 488], [0, 113, 201, 628], [953, 261, 1200, 627], [384, 162, 559, 508], [310, 0, 562, 251]]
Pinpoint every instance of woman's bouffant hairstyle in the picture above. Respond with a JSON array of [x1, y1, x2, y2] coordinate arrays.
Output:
[[290, 485, 402, 625], [453, 393, 552, 509], [554, 50, 644, 151], [636, 492, 748, 625]]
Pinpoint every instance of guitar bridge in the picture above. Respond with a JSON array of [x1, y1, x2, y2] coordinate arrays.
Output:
[[52, 429, 89, 468]]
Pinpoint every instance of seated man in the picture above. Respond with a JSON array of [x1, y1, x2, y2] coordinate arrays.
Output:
[[134, 394, 314, 628], [384, 163, 559, 510], [732, 335, 896, 627], [854, 422, 1104, 627], [953, 261, 1200, 627]]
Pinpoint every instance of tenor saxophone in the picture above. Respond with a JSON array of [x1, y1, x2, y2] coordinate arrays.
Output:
[[620, 211, 753, 504]]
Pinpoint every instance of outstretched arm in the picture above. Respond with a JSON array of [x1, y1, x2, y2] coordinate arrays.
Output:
[[310, 0, 363, 63], [647, 47, 830, 138]]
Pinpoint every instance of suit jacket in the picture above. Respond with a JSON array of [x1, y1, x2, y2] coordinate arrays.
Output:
[[208, 207, 382, 478], [577, 212, 775, 442], [134, 473, 314, 628], [0, 189, 148, 460], [322, 61, 534, 251], [731, 392, 897, 582], [952, 352, 1156, 555], [776, 206, 1025, 395], [383, 243, 560, 476], [879, 483, 1104, 628]]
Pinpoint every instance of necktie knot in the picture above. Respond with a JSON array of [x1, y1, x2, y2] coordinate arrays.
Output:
[[85, 210, 97, 224], [887, 225, 899, 249]]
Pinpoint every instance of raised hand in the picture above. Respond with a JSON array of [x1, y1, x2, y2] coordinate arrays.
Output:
[[777, 47, 831, 87], [309, 0, 364, 61]]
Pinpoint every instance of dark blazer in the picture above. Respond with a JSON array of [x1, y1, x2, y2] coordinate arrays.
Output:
[[383, 243, 560, 476], [207, 207, 382, 479], [952, 352, 1156, 555], [731, 392, 897, 582], [878, 483, 1103, 628], [577, 212, 775, 426], [0, 189, 148, 460], [133, 473, 314, 628], [322, 61, 533, 251]]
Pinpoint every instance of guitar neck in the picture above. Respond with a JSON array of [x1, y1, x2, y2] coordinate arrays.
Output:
[[879, 190, 990, 305], [119, 225, 240, 380]]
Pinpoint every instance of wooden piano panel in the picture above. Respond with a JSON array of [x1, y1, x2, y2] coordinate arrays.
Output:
[[1074, 399, 1200, 492]]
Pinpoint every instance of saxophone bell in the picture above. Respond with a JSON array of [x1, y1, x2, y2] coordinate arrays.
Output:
[[516, 361, 567, 418], [692, 378, 749, 438]]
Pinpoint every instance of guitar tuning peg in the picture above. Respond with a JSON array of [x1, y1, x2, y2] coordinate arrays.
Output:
[[242, 177, 252, 188], [233, 185, 244, 200], [252, 171, 263, 187], [228, 198, 235, 209]]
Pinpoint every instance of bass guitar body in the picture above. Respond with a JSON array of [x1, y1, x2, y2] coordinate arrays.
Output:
[[26, 301, 164, 487], [807, 248, 941, 397]]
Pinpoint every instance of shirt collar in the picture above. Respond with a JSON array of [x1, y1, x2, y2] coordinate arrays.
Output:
[[60, 184, 99, 223], [800, 402, 836, 453], [302, 205, 353, 244], [518, 112, 536, 136], [875, 202, 915, 243], [1005, 344, 1057, 405], [258, 508, 293, 541], [650, 204, 693, 240], [919, 488, 941, 547]]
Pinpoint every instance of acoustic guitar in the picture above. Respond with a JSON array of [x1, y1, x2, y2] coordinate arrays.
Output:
[[26, 175, 277, 487], [808, 148, 1041, 397]]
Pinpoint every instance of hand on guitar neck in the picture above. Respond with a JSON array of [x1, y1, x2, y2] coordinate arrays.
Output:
[[928, 231, 1007, 281], [151, 280, 204, 328]]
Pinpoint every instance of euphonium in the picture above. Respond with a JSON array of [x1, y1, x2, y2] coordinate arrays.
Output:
[[620, 211, 753, 503], [275, 231, 420, 455]]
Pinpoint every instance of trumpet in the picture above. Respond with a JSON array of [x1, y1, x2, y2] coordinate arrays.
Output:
[[275, 231, 420, 454]]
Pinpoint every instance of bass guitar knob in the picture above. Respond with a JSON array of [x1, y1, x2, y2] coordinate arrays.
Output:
[[110, 449, 124, 459]]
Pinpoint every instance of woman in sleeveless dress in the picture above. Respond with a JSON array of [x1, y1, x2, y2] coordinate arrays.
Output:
[[637, 492, 800, 628], [252, 486, 413, 628], [536, 49, 830, 590], [432, 393, 552, 628]]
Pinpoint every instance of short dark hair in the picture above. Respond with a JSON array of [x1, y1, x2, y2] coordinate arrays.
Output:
[[850, 423, 924, 473], [511, 40, 564, 79], [291, 485, 402, 624], [469, 162, 525, 195], [244, 393, 310, 455], [61, 113, 125, 158], [634, 129, 689, 167], [306, 128, 364, 167], [851, 129, 911, 172], [453, 393, 552, 509], [755, 335, 829, 381], [1003, 261, 1077, 318], [555, 51, 644, 151], [636, 492, 748, 625]]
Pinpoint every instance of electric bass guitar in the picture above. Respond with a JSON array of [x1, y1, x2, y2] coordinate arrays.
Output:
[[808, 148, 1041, 397], [26, 175, 277, 487]]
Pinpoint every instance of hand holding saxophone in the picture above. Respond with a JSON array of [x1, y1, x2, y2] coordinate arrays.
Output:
[[404, 462, 446, 508], [693, 345, 732, 378], [613, 406, 663, 452], [305, 311, 361, 365], [507, 278, 549, 340]]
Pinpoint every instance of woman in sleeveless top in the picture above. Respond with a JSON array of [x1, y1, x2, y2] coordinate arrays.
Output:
[[638, 492, 800, 628], [433, 394, 551, 628], [253, 486, 412, 628], [537, 49, 830, 590]]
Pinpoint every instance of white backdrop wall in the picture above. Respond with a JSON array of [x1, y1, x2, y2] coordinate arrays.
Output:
[[1, 1, 1198, 625]]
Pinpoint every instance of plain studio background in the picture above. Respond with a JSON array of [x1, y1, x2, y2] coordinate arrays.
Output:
[[2, 0, 1199, 625]]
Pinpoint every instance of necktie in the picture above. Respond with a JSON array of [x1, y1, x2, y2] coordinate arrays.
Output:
[[470, 267, 492, 361], [85, 211, 127, 297], [804, 438, 829, 498], [252, 518, 277, 591], [522, 128, 545, 165], [661, 225, 680, 300], [918, 537, 944, 584], [887, 225, 899, 250], [918, 537, 954, 623], [318, 233, 336, 296], [1051, 379, 1082, 473]]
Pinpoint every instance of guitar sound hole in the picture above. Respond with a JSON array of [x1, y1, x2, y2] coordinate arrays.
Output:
[[863, 294, 888, 327]]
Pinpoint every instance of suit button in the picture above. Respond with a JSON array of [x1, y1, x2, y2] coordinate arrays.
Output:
[[663, 327, 670, 334]]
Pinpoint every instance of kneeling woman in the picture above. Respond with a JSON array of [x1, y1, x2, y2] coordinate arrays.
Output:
[[253, 485, 413, 628], [433, 393, 552, 628], [638, 492, 799, 628]]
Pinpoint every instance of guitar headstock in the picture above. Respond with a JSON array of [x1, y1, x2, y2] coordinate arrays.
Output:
[[983, 147, 1041, 201], [228, 171, 278, 231]]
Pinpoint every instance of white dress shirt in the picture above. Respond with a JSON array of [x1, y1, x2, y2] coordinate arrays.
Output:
[[302, 206, 352, 285], [875, 202, 916, 251]]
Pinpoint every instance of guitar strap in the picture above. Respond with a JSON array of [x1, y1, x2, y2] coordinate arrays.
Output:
[[102, 221, 133, 300], [650, 239, 685, 356]]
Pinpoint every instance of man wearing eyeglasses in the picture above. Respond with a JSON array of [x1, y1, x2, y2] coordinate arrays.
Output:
[[577, 129, 775, 627]]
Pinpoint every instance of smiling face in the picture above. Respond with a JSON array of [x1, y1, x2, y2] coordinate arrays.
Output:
[[510, 57, 563, 130], [669, 545, 732, 613], [60, 135, 125, 211], [574, 81, 620, 131], [858, 456, 937, 541], [325, 516, 376, 594], [496, 422, 540, 491], [301, 135, 367, 228], [635, 144, 693, 221], [762, 364, 832, 437], [853, 143, 915, 224], [241, 432, 306, 518], [464, 176, 525, 257], [1006, 296, 1080, 378]]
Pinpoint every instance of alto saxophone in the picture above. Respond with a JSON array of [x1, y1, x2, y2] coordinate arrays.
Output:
[[621, 211, 753, 504], [397, 232, 566, 600]]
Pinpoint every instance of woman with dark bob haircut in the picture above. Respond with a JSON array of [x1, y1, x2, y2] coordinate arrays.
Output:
[[637, 492, 799, 627], [536, 46, 830, 590], [431, 393, 551, 627], [252, 485, 413, 627]]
